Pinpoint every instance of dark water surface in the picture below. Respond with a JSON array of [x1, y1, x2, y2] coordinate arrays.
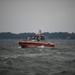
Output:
[[0, 39, 75, 75]]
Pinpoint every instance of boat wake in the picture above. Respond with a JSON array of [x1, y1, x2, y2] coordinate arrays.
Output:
[[37, 45, 45, 48]]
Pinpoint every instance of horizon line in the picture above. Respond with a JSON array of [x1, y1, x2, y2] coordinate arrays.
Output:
[[0, 31, 75, 34]]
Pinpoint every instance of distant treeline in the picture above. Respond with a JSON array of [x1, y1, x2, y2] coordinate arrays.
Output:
[[0, 32, 75, 39]]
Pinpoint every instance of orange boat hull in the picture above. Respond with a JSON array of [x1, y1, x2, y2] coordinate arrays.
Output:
[[19, 41, 55, 48]]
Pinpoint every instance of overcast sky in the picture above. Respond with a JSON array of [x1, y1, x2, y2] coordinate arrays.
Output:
[[0, 0, 75, 33]]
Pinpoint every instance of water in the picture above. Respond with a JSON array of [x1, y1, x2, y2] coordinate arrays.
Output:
[[0, 39, 75, 75]]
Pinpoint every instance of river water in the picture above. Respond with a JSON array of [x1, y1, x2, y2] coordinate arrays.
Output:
[[0, 39, 75, 75]]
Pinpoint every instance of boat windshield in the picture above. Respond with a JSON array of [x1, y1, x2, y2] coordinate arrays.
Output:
[[26, 35, 45, 41]]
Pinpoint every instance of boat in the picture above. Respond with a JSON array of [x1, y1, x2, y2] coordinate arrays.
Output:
[[19, 30, 55, 48]]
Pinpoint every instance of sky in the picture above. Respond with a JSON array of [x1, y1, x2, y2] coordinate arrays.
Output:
[[0, 0, 75, 33]]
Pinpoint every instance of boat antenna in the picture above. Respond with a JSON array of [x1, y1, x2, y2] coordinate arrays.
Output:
[[38, 30, 42, 35]]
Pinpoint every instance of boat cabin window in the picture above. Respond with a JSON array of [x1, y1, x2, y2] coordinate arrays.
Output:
[[36, 35, 45, 41]]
